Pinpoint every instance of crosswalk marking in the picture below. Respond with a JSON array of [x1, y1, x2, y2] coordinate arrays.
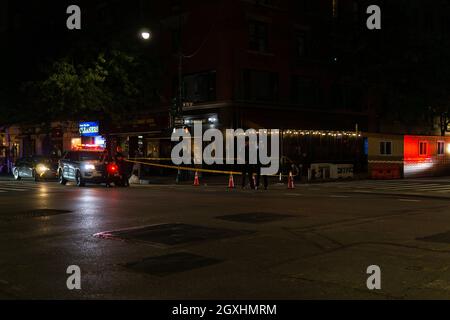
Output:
[[398, 199, 421, 202], [0, 182, 63, 194], [381, 184, 443, 190], [0, 188, 27, 192], [321, 180, 450, 194]]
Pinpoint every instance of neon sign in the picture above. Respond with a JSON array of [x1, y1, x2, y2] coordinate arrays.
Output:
[[79, 122, 100, 137]]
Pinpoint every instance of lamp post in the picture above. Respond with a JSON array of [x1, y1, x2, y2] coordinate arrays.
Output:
[[177, 15, 184, 129]]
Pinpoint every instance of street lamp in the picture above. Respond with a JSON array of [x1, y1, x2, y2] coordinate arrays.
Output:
[[140, 29, 151, 40]]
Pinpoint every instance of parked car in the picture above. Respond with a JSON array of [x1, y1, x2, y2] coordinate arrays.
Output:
[[13, 156, 58, 181]]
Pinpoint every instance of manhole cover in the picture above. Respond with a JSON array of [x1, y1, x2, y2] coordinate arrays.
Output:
[[417, 231, 450, 244], [125, 252, 221, 276], [95, 223, 254, 245], [0, 209, 72, 222], [216, 212, 294, 224]]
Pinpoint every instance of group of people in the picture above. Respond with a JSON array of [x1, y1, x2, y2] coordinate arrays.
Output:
[[240, 145, 310, 190], [241, 163, 268, 190], [240, 141, 268, 190]]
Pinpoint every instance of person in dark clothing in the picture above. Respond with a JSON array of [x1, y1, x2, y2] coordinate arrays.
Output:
[[241, 164, 256, 189], [290, 163, 300, 183], [114, 146, 129, 187], [255, 163, 268, 190], [241, 140, 255, 189], [100, 149, 113, 187], [300, 153, 310, 183]]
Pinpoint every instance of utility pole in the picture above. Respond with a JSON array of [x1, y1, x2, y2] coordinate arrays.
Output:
[[170, 12, 184, 129], [178, 14, 183, 118]]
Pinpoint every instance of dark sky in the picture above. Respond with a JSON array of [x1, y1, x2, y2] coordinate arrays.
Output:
[[2, 0, 150, 85], [2, 0, 450, 111]]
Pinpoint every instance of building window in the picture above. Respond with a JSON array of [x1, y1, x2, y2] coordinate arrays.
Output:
[[380, 141, 392, 155], [437, 141, 445, 156], [183, 71, 216, 103], [171, 28, 181, 53], [331, 83, 363, 111], [249, 20, 269, 53], [419, 141, 428, 156], [291, 76, 320, 107], [242, 70, 278, 102], [332, 0, 338, 18], [294, 31, 307, 59]]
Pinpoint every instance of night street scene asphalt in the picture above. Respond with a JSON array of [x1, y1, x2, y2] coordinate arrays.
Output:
[[2, 0, 450, 303]]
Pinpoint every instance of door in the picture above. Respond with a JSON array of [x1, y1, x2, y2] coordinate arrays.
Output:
[[19, 157, 32, 177], [25, 157, 35, 177], [67, 152, 79, 180], [15, 159, 24, 177], [61, 153, 72, 180]]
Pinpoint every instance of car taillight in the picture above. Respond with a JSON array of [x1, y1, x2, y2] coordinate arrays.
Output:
[[107, 163, 118, 174]]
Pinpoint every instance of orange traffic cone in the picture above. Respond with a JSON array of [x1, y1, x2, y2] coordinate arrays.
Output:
[[193, 171, 200, 186], [288, 171, 295, 189], [228, 174, 235, 189]]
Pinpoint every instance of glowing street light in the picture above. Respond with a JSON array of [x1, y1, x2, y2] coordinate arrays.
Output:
[[140, 29, 151, 40]]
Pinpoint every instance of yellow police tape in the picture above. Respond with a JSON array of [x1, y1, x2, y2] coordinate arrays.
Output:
[[126, 159, 242, 175], [129, 157, 173, 161], [125, 159, 298, 177]]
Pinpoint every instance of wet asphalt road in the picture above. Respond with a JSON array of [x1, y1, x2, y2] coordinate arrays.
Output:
[[2, 178, 450, 299]]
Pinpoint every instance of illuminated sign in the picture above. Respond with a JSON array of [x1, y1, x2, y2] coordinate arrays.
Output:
[[79, 122, 100, 137], [94, 136, 106, 148]]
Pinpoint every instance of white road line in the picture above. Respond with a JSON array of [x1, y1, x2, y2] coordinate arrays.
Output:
[[433, 189, 450, 193], [335, 182, 446, 190], [380, 185, 443, 190], [0, 188, 28, 192], [0, 185, 33, 189], [362, 184, 424, 188], [0, 184, 41, 188], [0, 184, 60, 189], [372, 187, 448, 193]]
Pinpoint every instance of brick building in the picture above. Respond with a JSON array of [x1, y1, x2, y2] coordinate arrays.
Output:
[[155, 0, 372, 132]]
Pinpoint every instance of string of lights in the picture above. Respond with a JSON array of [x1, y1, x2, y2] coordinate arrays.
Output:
[[282, 130, 362, 137]]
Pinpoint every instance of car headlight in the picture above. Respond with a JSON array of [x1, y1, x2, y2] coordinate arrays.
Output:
[[84, 164, 96, 170], [36, 164, 50, 174]]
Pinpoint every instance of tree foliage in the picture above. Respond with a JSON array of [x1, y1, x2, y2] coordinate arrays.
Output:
[[345, 0, 450, 135], [21, 49, 160, 129]]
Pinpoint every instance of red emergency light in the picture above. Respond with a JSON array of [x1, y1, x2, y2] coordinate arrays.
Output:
[[107, 163, 119, 174]]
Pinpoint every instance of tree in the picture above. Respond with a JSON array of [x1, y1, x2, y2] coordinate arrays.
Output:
[[21, 49, 161, 130], [343, 0, 450, 135]]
